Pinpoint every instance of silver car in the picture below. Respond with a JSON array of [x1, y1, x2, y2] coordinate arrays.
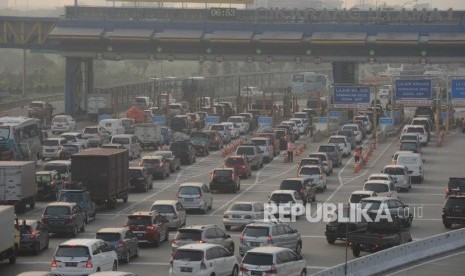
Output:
[[381, 165, 411, 192], [240, 247, 307, 276], [150, 200, 187, 230], [239, 221, 302, 256], [176, 183, 213, 214], [222, 202, 264, 230], [171, 224, 235, 254]]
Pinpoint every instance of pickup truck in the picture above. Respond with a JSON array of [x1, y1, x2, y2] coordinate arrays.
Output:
[[348, 228, 412, 257]]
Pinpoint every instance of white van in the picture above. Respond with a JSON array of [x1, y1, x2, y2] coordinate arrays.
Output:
[[110, 134, 141, 159], [363, 180, 398, 199], [396, 152, 424, 183], [132, 96, 153, 109], [99, 119, 125, 136], [403, 124, 428, 146]]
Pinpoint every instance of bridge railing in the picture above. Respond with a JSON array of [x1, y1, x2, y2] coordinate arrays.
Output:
[[0, 94, 63, 112]]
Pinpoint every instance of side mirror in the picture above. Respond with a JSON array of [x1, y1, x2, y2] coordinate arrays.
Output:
[[408, 170, 413, 174], [225, 234, 231, 239], [298, 255, 304, 260]]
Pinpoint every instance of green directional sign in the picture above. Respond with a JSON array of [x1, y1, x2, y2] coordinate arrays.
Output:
[[107, 46, 113, 52], [369, 49, 375, 56], [156, 46, 163, 53], [306, 49, 312, 56], [420, 50, 427, 57], [256, 48, 262, 55], [206, 48, 212, 54]]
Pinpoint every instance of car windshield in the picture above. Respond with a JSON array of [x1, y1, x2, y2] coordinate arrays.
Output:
[[55, 246, 90, 258], [338, 131, 353, 137], [445, 198, 465, 207], [407, 127, 424, 134], [329, 138, 345, 144], [83, 127, 98, 134], [369, 176, 389, 181], [43, 164, 68, 175], [350, 194, 372, 203], [318, 146, 334, 152], [400, 143, 417, 151], [170, 118, 187, 129], [175, 230, 201, 241], [270, 193, 294, 203], [308, 154, 325, 161], [178, 186, 201, 195], [252, 139, 267, 146], [142, 159, 160, 165], [61, 135, 77, 142], [112, 137, 129, 144], [36, 174, 52, 182], [343, 126, 358, 132], [44, 206, 70, 216], [300, 159, 320, 166], [244, 226, 269, 237], [126, 216, 151, 226], [58, 193, 82, 203], [151, 205, 175, 214], [19, 225, 33, 235], [228, 117, 242, 123], [280, 180, 302, 191], [210, 125, 224, 131], [236, 147, 254, 155], [191, 132, 209, 139], [230, 203, 253, 212], [294, 114, 306, 119], [355, 116, 368, 122], [129, 169, 144, 178], [401, 135, 417, 141], [122, 120, 133, 127], [171, 143, 189, 152], [449, 178, 465, 189], [52, 117, 68, 123], [43, 140, 59, 146], [96, 233, 121, 242], [243, 253, 274, 266], [361, 201, 382, 211], [274, 131, 285, 139], [225, 157, 245, 166], [173, 249, 203, 261], [397, 156, 419, 165], [299, 167, 320, 175], [364, 183, 389, 193], [29, 103, 44, 108], [214, 170, 232, 177]]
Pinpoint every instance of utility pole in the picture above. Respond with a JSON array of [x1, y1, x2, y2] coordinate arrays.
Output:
[[373, 85, 378, 143], [22, 49, 26, 97]]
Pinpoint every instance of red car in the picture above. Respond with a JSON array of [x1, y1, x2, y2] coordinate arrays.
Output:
[[224, 155, 251, 179], [125, 211, 169, 247]]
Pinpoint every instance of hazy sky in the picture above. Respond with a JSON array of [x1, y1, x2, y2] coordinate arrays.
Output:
[[9, 0, 465, 10]]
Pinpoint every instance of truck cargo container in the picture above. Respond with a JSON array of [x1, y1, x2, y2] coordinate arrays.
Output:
[[0, 206, 18, 264], [71, 149, 129, 209], [134, 122, 162, 150], [0, 161, 37, 212]]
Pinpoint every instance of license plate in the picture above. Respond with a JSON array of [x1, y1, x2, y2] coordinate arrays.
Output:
[[180, 267, 192, 272], [184, 198, 193, 202], [46, 149, 54, 152], [232, 215, 241, 218], [454, 208, 462, 213], [250, 242, 260, 246], [57, 124, 63, 127], [65, 262, 77, 267], [251, 271, 263, 276], [137, 233, 144, 237]]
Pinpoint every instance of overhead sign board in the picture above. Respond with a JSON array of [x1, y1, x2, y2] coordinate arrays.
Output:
[[115, 0, 253, 3], [329, 110, 342, 117], [333, 86, 370, 108], [205, 116, 220, 125], [395, 79, 432, 106], [258, 116, 273, 126], [451, 79, 465, 106], [152, 115, 166, 125], [379, 117, 393, 125]]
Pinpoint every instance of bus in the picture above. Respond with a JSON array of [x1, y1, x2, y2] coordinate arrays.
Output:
[[0, 117, 43, 161], [291, 72, 328, 95]]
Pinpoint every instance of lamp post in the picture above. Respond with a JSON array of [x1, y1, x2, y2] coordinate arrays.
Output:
[[401, 0, 418, 8]]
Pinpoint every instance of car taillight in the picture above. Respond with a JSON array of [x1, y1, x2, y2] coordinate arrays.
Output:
[[172, 214, 178, 219], [65, 215, 74, 223], [215, 137, 219, 141], [240, 234, 244, 243], [240, 263, 249, 272], [446, 187, 450, 195], [30, 230, 37, 238], [387, 193, 392, 197], [244, 215, 252, 219], [85, 257, 93, 269], [241, 165, 247, 169], [267, 235, 273, 244], [223, 214, 228, 218], [118, 240, 126, 248], [172, 239, 177, 244], [200, 259, 207, 270], [158, 163, 163, 168], [297, 173, 301, 177], [147, 225, 155, 231], [199, 240, 206, 244], [265, 264, 277, 273], [320, 174, 324, 179], [138, 162, 143, 167], [50, 181, 56, 187], [51, 258, 57, 268]]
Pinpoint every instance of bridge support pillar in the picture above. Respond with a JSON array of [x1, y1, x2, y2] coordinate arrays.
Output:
[[332, 62, 359, 84], [65, 57, 94, 116]]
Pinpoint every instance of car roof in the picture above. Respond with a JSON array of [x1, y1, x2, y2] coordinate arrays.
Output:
[[282, 177, 306, 182], [251, 137, 269, 141], [179, 182, 204, 187], [141, 155, 163, 160], [384, 164, 407, 168], [151, 200, 178, 206], [397, 152, 421, 157], [270, 190, 296, 195], [227, 155, 246, 159], [180, 224, 216, 230], [329, 135, 346, 139], [177, 243, 220, 251], [213, 168, 234, 172], [129, 211, 156, 217], [368, 173, 391, 178], [128, 166, 144, 170], [60, 239, 102, 247], [364, 180, 392, 185], [112, 134, 134, 138], [231, 201, 260, 205], [61, 132, 81, 136], [46, 137, 67, 141], [361, 196, 393, 202], [299, 165, 321, 170], [96, 227, 126, 234], [351, 190, 376, 195], [46, 201, 75, 207], [247, 246, 289, 254]]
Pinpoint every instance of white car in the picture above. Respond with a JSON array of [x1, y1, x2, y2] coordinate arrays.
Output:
[[150, 200, 187, 230], [51, 115, 76, 134], [281, 120, 299, 136], [363, 180, 398, 199], [42, 137, 68, 160], [51, 239, 118, 275], [381, 165, 411, 191], [328, 135, 351, 157], [222, 201, 264, 230], [240, 247, 307, 276], [298, 165, 327, 191], [290, 118, 306, 135], [82, 126, 110, 147], [268, 190, 304, 216], [250, 137, 273, 163], [176, 183, 213, 214], [170, 243, 239, 276], [228, 116, 249, 134], [221, 122, 240, 139], [354, 115, 372, 134], [349, 190, 377, 204], [342, 124, 363, 144], [403, 124, 428, 146], [61, 132, 88, 148]]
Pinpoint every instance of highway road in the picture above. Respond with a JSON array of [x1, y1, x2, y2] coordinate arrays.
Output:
[[1, 103, 464, 275]]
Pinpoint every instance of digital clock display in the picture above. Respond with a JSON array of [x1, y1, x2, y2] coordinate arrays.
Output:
[[210, 8, 237, 19]]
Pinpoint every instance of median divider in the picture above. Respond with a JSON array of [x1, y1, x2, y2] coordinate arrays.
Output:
[[313, 227, 465, 276], [221, 138, 244, 157]]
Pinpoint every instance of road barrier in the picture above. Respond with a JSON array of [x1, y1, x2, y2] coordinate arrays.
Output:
[[354, 143, 375, 173], [221, 138, 244, 157], [0, 94, 63, 111], [313, 227, 465, 276], [436, 131, 445, 147]]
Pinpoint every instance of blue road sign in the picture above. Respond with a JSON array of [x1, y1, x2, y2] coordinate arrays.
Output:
[[205, 116, 220, 125], [318, 117, 327, 123], [333, 86, 370, 108], [152, 115, 166, 125], [379, 117, 393, 125], [451, 79, 465, 106], [441, 111, 446, 120], [395, 79, 432, 106], [258, 116, 273, 125], [329, 110, 342, 117]]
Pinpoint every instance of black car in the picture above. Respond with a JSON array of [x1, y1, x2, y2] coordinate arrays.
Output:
[[170, 140, 196, 165], [42, 202, 86, 237], [190, 131, 212, 155], [129, 167, 152, 192], [445, 177, 465, 197], [209, 168, 241, 193], [442, 195, 465, 229], [57, 189, 98, 224], [18, 219, 49, 255]]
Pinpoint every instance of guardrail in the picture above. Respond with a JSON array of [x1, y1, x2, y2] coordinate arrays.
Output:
[[313, 227, 465, 276], [0, 94, 64, 112]]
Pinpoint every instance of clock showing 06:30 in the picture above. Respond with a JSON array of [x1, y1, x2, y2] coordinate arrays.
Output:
[[210, 8, 237, 19]]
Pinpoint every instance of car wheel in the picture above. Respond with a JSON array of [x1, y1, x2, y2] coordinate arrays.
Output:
[[443, 220, 452, 229], [33, 242, 41, 255], [153, 235, 161, 247], [208, 199, 213, 210], [112, 261, 118, 271], [295, 242, 302, 255], [165, 229, 169, 242], [231, 265, 239, 276], [301, 269, 307, 276], [44, 235, 49, 249], [228, 244, 235, 255], [141, 184, 148, 193], [134, 246, 139, 257], [72, 225, 78, 237], [160, 172, 165, 180], [201, 205, 207, 214], [124, 251, 130, 263], [80, 221, 86, 232], [326, 236, 336, 244], [225, 225, 231, 231]]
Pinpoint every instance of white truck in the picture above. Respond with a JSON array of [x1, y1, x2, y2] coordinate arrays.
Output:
[[0, 206, 18, 264], [87, 93, 112, 117], [134, 122, 162, 150], [0, 161, 37, 212]]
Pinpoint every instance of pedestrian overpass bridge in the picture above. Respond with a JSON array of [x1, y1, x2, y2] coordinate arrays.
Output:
[[2, 5, 465, 114]]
